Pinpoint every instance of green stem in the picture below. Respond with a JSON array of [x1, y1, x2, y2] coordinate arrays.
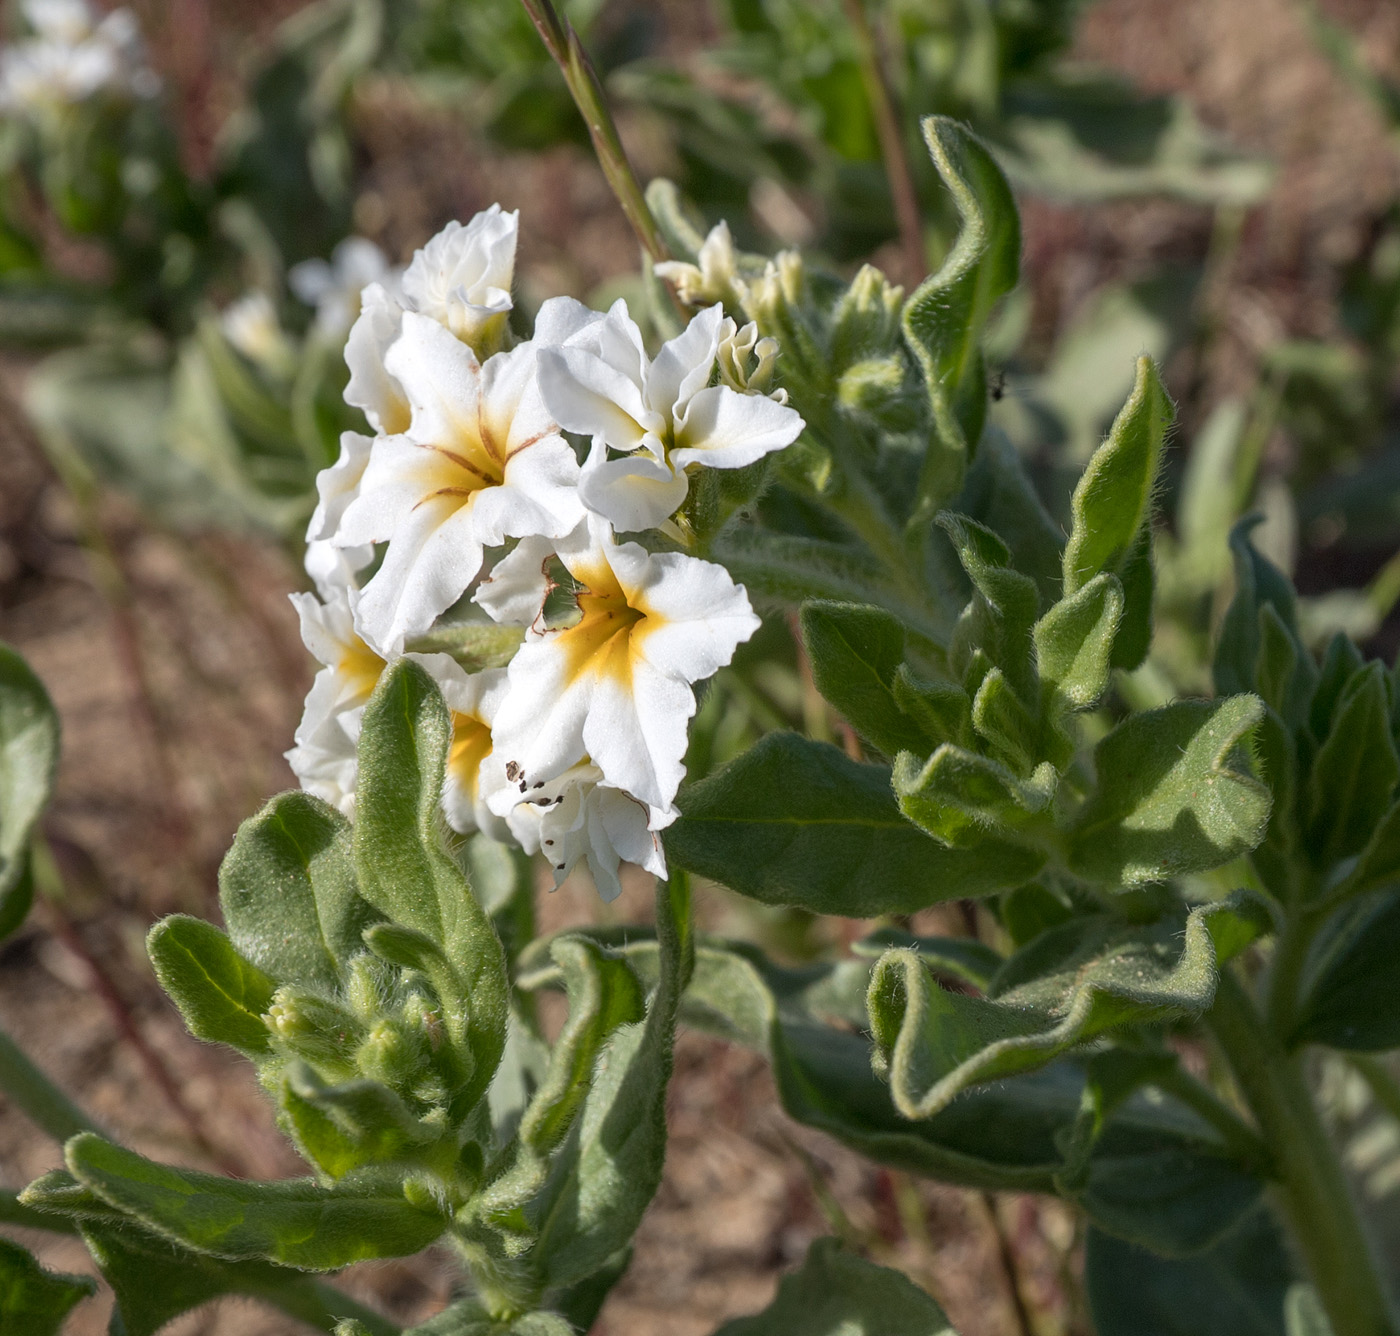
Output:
[[1208, 970, 1397, 1336], [1153, 1063, 1272, 1174], [1267, 903, 1322, 1041], [516, 0, 668, 264], [0, 1028, 99, 1143]]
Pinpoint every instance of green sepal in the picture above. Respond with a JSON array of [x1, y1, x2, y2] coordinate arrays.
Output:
[[903, 117, 1020, 524], [0, 1235, 94, 1334], [1062, 358, 1172, 671], [219, 789, 380, 993], [64, 1132, 448, 1269], [1068, 696, 1271, 886], [1085, 1209, 1294, 1335], [1034, 572, 1124, 712], [1289, 889, 1400, 1051], [867, 893, 1270, 1119], [799, 600, 934, 758], [147, 915, 276, 1057], [666, 733, 1046, 913], [893, 744, 1056, 847], [1303, 662, 1399, 870], [714, 1235, 957, 1334], [354, 660, 509, 1115], [0, 641, 59, 938]]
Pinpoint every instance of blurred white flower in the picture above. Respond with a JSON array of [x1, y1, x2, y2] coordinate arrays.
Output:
[[0, 0, 156, 113], [285, 712, 360, 818], [481, 515, 759, 812], [538, 300, 803, 532], [502, 760, 672, 903], [409, 652, 512, 840], [400, 205, 518, 356], [334, 312, 586, 654], [290, 237, 391, 338], [304, 431, 374, 598], [220, 292, 295, 374]]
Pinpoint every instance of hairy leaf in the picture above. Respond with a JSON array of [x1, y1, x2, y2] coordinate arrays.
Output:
[[867, 894, 1270, 1118], [1213, 517, 1307, 701], [667, 733, 1045, 913], [0, 1235, 93, 1334], [148, 915, 276, 1057], [1034, 573, 1124, 712], [894, 744, 1056, 846], [1069, 696, 1271, 885], [714, 1236, 956, 1334], [65, 1134, 446, 1269], [280, 1065, 437, 1180], [0, 642, 59, 939], [903, 117, 1020, 522]]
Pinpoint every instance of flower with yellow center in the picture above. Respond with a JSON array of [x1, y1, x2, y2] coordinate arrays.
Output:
[[480, 516, 760, 812], [334, 310, 588, 654]]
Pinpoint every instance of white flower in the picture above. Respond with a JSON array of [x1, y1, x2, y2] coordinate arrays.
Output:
[[538, 301, 803, 532], [409, 652, 512, 840], [653, 220, 743, 308], [344, 279, 411, 436], [481, 516, 760, 811], [286, 711, 360, 817], [304, 431, 374, 597], [716, 316, 785, 402], [334, 312, 586, 654], [400, 206, 518, 355], [501, 760, 672, 903], [0, 1, 155, 112], [220, 293, 294, 373], [290, 237, 390, 337]]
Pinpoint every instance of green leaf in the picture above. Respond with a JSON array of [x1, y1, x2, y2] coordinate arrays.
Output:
[[147, 915, 276, 1057], [1304, 662, 1399, 869], [1290, 890, 1400, 1050], [667, 733, 1045, 913], [893, 744, 1056, 846], [1085, 1209, 1293, 1336], [1214, 517, 1306, 700], [81, 1223, 395, 1336], [354, 661, 509, 1113], [533, 882, 685, 1289], [867, 894, 1270, 1118], [903, 117, 1021, 523], [1035, 573, 1124, 712], [0, 641, 59, 937], [1327, 800, 1400, 905], [0, 1235, 94, 1334], [1068, 696, 1271, 886], [405, 620, 525, 672], [713, 1236, 956, 1334], [852, 929, 1004, 991], [799, 601, 932, 757], [1285, 1286, 1334, 1336], [1309, 633, 1365, 745], [1061, 357, 1172, 669], [65, 1133, 447, 1270], [220, 790, 380, 992]]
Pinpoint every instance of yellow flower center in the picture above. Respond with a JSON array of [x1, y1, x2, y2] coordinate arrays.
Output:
[[338, 637, 387, 707], [553, 558, 650, 688], [449, 712, 493, 803]]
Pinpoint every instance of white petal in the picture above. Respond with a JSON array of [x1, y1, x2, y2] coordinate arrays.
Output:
[[473, 535, 558, 627], [334, 435, 439, 546], [308, 430, 374, 543], [488, 637, 595, 800], [384, 311, 483, 448], [401, 207, 518, 335], [537, 345, 653, 450], [533, 295, 605, 347], [646, 303, 723, 418], [670, 384, 804, 472], [583, 664, 693, 812], [596, 785, 669, 879], [577, 449, 688, 533], [305, 540, 372, 602], [345, 283, 409, 435], [491, 435, 585, 537]]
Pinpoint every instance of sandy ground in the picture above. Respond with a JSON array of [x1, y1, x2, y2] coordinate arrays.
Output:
[[2, 0, 1400, 1331]]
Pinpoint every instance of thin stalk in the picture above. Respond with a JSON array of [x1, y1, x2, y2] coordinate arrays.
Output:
[[841, 0, 925, 287], [0, 1028, 99, 1143], [516, 0, 668, 265], [1208, 970, 1397, 1336], [1266, 903, 1324, 1041], [1152, 1062, 1273, 1174]]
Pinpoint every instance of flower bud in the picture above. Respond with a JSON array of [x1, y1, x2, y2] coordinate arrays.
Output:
[[263, 987, 364, 1078]]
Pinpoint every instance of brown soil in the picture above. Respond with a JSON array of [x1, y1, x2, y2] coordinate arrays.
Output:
[[2, 0, 1399, 1332]]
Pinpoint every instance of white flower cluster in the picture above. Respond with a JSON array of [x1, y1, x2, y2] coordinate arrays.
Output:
[[288, 206, 804, 901], [0, 0, 157, 115]]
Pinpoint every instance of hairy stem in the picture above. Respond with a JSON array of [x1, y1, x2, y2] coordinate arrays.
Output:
[[1208, 970, 1397, 1336], [516, 0, 668, 264], [841, 0, 924, 287], [0, 1028, 99, 1143]]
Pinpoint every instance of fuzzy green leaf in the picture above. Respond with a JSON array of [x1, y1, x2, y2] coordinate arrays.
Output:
[[405, 621, 525, 673], [1213, 517, 1308, 701], [1304, 662, 1399, 869], [714, 1236, 956, 1335], [852, 929, 1004, 991], [354, 660, 509, 1113], [1034, 573, 1124, 712], [867, 894, 1270, 1118], [667, 733, 1045, 913], [0, 642, 59, 938], [219, 790, 379, 992], [281, 1064, 437, 1179], [800, 601, 932, 758], [1327, 800, 1400, 906], [65, 1133, 447, 1269], [147, 915, 276, 1057], [1069, 696, 1271, 886], [894, 745, 1056, 847], [1085, 1209, 1293, 1335], [1062, 357, 1172, 598], [903, 117, 1021, 522], [0, 1235, 93, 1334]]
